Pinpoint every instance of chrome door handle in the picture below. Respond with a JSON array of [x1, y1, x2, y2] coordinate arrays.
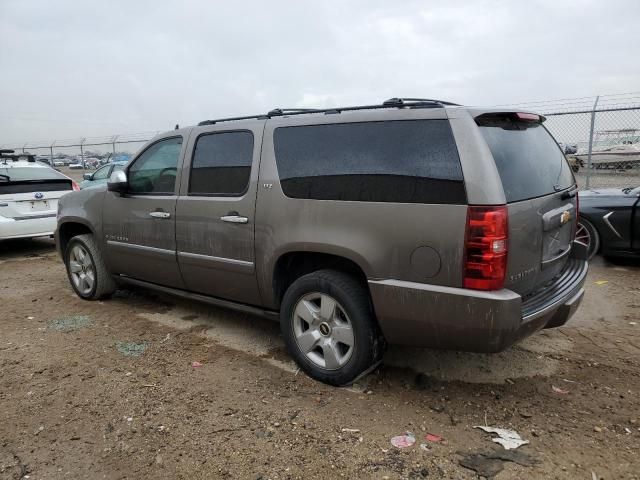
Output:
[[149, 211, 171, 219], [220, 215, 248, 224]]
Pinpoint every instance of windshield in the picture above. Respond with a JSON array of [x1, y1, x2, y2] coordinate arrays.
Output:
[[0, 166, 68, 182], [478, 119, 574, 203]]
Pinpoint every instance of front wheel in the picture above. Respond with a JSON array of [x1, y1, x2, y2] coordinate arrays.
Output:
[[280, 270, 385, 386], [64, 234, 116, 300], [576, 218, 600, 260]]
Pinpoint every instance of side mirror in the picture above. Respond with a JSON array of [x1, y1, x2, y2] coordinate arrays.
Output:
[[83, 173, 93, 180], [107, 170, 128, 194]]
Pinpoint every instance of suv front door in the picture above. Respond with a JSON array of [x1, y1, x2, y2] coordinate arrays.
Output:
[[175, 122, 264, 305], [103, 135, 186, 288]]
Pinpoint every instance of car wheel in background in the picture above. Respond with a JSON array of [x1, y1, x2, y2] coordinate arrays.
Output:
[[64, 234, 116, 300], [280, 269, 385, 386], [576, 218, 600, 260]]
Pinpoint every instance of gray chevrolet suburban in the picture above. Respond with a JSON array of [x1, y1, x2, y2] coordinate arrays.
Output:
[[56, 98, 588, 385]]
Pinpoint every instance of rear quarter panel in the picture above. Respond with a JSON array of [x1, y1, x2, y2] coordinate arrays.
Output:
[[255, 109, 468, 310]]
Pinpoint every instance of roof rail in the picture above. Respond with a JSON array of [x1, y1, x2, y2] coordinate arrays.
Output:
[[197, 97, 458, 126], [383, 97, 460, 107]]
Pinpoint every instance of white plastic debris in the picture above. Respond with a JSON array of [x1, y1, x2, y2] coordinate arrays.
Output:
[[473, 426, 529, 450], [391, 432, 416, 448]]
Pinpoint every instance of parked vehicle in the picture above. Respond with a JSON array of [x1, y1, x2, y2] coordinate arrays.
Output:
[[1, 150, 79, 240], [56, 99, 588, 385], [577, 186, 640, 259], [68, 163, 84, 170], [80, 161, 127, 190]]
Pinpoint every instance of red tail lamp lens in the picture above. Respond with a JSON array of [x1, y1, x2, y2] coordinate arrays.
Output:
[[464, 205, 508, 290]]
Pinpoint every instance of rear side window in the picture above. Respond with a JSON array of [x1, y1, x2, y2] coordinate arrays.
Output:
[[273, 120, 465, 204], [478, 118, 574, 203], [189, 131, 254, 196]]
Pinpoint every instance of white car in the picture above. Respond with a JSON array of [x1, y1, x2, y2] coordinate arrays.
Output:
[[1, 155, 79, 240]]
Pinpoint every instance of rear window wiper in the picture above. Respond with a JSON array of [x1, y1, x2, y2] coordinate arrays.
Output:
[[560, 185, 578, 199]]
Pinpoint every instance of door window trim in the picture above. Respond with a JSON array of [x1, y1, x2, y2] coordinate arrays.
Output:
[[125, 135, 184, 196], [187, 129, 255, 198]]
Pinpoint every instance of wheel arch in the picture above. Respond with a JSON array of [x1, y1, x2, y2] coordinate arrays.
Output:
[[271, 250, 370, 308], [57, 220, 96, 257]]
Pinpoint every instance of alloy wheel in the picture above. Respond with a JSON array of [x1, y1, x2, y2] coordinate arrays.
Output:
[[292, 292, 355, 370]]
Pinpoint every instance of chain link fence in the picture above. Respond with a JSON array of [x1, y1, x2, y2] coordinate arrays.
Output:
[[0, 132, 159, 170], [502, 93, 640, 190], [3, 93, 640, 188]]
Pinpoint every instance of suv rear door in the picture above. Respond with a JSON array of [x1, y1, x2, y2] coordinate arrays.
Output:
[[175, 121, 264, 305], [102, 135, 186, 288], [475, 112, 577, 296]]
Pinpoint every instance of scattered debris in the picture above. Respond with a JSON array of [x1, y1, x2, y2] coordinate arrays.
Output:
[[474, 426, 529, 450], [116, 341, 148, 357], [48, 315, 92, 332], [594, 426, 602, 433], [419, 443, 430, 452], [425, 433, 443, 442], [191, 361, 203, 368], [458, 453, 504, 477], [552, 385, 570, 394], [341, 428, 360, 433], [391, 432, 415, 448], [594, 280, 608, 285], [27, 316, 34, 320], [630, 322, 637, 326], [458, 449, 539, 478]]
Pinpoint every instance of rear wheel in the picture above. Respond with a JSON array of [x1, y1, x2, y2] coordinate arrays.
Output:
[[576, 218, 600, 260], [64, 234, 116, 299], [280, 270, 385, 386]]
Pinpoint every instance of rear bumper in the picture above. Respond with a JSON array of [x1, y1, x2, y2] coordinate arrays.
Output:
[[369, 251, 588, 353], [0, 215, 56, 240]]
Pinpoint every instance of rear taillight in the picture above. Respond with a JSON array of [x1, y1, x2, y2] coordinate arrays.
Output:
[[72, 181, 80, 191], [463, 205, 508, 290]]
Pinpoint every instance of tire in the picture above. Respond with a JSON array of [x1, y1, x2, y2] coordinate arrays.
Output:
[[64, 233, 116, 300], [576, 218, 600, 260], [280, 269, 385, 386]]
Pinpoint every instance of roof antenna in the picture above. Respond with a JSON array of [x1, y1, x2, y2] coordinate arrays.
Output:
[[175, 124, 179, 130]]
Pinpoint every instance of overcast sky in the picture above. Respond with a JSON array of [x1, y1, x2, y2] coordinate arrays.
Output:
[[1, 0, 639, 144]]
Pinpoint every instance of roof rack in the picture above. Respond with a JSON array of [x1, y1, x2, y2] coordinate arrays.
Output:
[[197, 97, 459, 126]]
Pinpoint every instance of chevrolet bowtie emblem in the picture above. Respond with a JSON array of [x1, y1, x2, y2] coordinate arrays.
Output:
[[560, 210, 571, 224]]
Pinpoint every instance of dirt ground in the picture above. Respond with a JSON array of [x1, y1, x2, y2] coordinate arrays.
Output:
[[0, 238, 639, 480]]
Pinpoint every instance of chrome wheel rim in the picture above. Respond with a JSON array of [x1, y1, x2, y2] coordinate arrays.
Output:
[[575, 222, 591, 248], [69, 245, 95, 295], [292, 292, 355, 370]]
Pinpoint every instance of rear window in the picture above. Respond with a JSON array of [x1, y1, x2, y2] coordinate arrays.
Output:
[[478, 118, 574, 203], [273, 119, 466, 204], [0, 166, 68, 182]]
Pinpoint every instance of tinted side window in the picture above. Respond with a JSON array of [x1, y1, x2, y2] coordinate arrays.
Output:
[[273, 120, 465, 204], [189, 131, 254, 196], [128, 137, 182, 194]]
